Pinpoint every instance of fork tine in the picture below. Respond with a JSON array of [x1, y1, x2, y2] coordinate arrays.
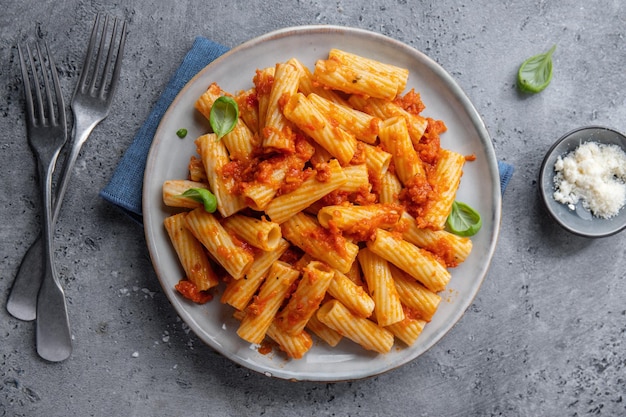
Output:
[[108, 19, 127, 101], [76, 13, 101, 94], [89, 14, 109, 94], [97, 16, 118, 99], [38, 42, 65, 128], [27, 44, 46, 126], [17, 44, 35, 126], [44, 41, 66, 128], [36, 43, 55, 126], [19, 41, 66, 129], [94, 15, 127, 100]]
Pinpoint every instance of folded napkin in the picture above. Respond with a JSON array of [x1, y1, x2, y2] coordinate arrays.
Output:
[[100, 36, 514, 224], [100, 37, 229, 223]]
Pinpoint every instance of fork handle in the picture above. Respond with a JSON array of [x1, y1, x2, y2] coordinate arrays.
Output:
[[6, 118, 99, 321], [36, 250, 72, 362], [34, 153, 72, 362], [6, 236, 44, 321], [52, 116, 100, 222]]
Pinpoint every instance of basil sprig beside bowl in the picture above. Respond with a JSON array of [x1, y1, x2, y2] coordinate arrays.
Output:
[[517, 45, 556, 94]]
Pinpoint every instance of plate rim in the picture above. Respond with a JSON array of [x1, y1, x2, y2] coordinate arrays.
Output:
[[143, 24, 502, 382]]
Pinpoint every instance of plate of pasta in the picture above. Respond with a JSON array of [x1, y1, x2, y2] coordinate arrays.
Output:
[[143, 26, 501, 381]]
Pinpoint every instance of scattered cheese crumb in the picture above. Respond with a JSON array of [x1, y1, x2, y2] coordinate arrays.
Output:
[[553, 141, 626, 218]]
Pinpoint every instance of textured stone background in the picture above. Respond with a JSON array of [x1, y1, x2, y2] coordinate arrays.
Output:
[[1, 1, 625, 416]]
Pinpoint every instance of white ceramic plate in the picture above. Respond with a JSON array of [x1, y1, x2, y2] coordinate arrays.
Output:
[[143, 26, 501, 381]]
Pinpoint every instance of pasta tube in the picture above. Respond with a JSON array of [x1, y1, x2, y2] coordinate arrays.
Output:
[[422, 148, 465, 229], [163, 213, 219, 291], [281, 212, 359, 274], [357, 248, 404, 327], [385, 316, 426, 346], [307, 93, 381, 144], [291, 57, 349, 106], [233, 307, 313, 359], [401, 212, 472, 267], [276, 261, 335, 335], [349, 95, 428, 145], [253, 66, 275, 132], [195, 83, 255, 161], [162, 180, 209, 209], [222, 214, 282, 251], [328, 49, 409, 96], [361, 143, 392, 180], [306, 313, 343, 347], [262, 60, 302, 152], [221, 239, 290, 310], [314, 51, 406, 101], [337, 164, 370, 194], [266, 321, 313, 359], [378, 171, 402, 205], [237, 261, 300, 344], [317, 203, 402, 233], [317, 300, 394, 354], [283, 93, 357, 166], [327, 270, 374, 318], [195, 133, 246, 217], [265, 159, 347, 224], [184, 208, 254, 280], [367, 228, 450, 293], [378, 116, 426, 185], [389, 264, 441, 322]]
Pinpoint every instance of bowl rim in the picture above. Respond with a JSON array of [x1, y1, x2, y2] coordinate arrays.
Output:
[[538, 125, 626, 238]]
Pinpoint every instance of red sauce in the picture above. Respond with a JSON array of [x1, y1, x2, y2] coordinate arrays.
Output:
[[350, 142, 366, 165], [253, 69, 274, 95], [278, 93, 291, 111], [429, 237, 459, 268], [305, 224, 349, 259], [257, 340, 273, 355], [394, 89, 426, 115], [279, 247, 304, 266], [246, 91, 258, 108], [343, 204, 403, 241], [417, 118, 446, 165], [175, 280, 213, 304], [403, 305, 424, 321], [398, 175, 433, 220], [314, 162, 332, 182], [246, 294, 266, 316]]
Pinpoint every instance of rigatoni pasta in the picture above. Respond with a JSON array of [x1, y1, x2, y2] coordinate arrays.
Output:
[[161, 48, 479, 360], [163, 212, 219, 292]]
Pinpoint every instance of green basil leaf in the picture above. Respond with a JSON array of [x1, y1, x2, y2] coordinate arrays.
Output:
[[210, 96, 239, 139], [517, 45, 556, 94], [446, 201, 482, 237], [181, 188, 217, 213], [176, 128, 188, 138]]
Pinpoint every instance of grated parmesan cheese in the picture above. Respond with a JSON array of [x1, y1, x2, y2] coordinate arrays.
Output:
[[553, 141, 626, 218]]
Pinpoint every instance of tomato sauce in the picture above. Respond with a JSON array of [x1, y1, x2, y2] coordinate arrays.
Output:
[[175, 280, 213, 304], [394, 88, 426, 115], [398, 174, 433, 221]]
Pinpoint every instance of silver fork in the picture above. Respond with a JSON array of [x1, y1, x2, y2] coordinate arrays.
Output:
[[17, 41, 71, 362], [7, 14, 127, 324]]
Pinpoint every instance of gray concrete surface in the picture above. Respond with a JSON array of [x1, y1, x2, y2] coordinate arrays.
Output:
[[1, 1, 625, 416]]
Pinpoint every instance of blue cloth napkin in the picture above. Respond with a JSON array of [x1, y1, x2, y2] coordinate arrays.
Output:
[[100, 36, 514, 223], [100, 37, 230, 223]]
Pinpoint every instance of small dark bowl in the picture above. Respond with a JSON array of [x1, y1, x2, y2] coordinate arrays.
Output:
[[538, 126, 626, 238]]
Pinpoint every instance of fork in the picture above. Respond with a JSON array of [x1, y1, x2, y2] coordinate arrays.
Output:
[[17, 41, 72, 362], [6, 14, 127, 325]]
